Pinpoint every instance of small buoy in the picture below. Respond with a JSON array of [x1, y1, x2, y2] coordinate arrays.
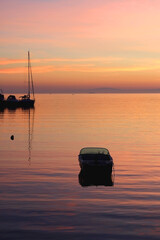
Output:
[[11, 135, 14, 140]]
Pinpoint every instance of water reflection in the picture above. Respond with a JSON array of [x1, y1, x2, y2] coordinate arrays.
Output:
[[25, 107, 35, 164], [0, 107, 35, 164], [78, 167, 114, 187], [0, 107, 5, 117], [2, 94, 160, 240]]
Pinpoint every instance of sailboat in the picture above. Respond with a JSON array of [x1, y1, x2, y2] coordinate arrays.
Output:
[[19, 51, 35, 108]]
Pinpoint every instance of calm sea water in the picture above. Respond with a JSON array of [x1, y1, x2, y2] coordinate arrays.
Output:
[[1, 93, 160, 240]]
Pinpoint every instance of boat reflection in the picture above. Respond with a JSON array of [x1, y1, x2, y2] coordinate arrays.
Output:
[[78, 167, 114, 187]]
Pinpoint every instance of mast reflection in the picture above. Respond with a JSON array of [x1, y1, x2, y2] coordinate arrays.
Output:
[[24, 107, 35, 164], [0, 107, 35, 164]]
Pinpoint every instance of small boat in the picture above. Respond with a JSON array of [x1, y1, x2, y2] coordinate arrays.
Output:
[[78, 147, 113, 173], [19, 51, 35, 108], [6, 95, 19, 108], [0, 89, 4, 101], [0, 89, 5, 108]]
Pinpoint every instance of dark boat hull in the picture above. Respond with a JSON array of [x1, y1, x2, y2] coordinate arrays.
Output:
[[79, 167, 114, 187], [79, 163, 113, 174], [78, 153, 113, 174], [0, 99, 35, 109], [3, 100, 19, 109], [19, 99, 35, 108], [0, 101, 5, 110]]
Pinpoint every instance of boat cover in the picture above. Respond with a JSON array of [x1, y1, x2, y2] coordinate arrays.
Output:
[[80, 147, 109, 155]]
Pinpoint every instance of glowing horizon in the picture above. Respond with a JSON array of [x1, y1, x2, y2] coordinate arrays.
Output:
[[1, 0, 160, 93]]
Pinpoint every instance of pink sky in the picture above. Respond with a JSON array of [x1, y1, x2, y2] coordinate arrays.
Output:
[[1, 0, 160, 93]]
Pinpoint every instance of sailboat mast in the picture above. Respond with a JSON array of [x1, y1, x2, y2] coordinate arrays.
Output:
[[28, 51, 35, 100], [28, 51, 30, 98], [30, 56, 35, 100]]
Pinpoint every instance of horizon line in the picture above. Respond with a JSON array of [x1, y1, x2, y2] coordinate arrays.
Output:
[[3, 90, 160, 94]]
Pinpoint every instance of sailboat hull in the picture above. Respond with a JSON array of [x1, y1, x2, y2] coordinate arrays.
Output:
[[19, 99, 35, 108], [0, 99, 35, 109]]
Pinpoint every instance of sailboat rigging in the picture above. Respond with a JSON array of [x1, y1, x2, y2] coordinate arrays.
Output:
[[0, 51, 35, 109], [19, 51, 35, 107]]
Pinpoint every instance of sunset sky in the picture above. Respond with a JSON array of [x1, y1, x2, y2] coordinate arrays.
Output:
[[1, 0, 160, 93]]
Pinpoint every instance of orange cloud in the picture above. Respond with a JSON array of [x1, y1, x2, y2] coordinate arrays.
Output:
[[0, 66, 54, 74], [0, 57, 123, 65], [1, 63, 160, 75], [0, 58, 42, 65]]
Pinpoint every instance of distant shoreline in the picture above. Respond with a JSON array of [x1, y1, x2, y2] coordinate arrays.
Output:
[[3, 91, 160, 95], [3, 87, 160, 94]]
